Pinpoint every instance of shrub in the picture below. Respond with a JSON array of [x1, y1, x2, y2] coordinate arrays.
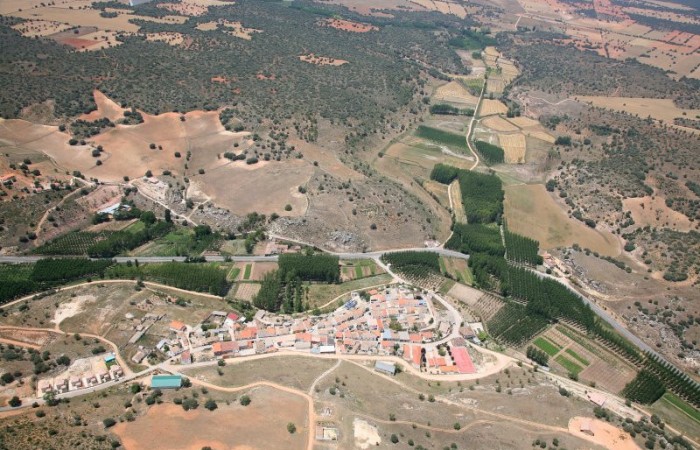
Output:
[[239, 395, 251, 406], [103, 418, 116, 428]]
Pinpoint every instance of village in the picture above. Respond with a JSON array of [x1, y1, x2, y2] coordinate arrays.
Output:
[[165, 285, 482, 376], [30, 284, 483, 398]]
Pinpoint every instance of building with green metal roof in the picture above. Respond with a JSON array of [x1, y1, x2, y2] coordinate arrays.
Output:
[[151, 375, 182, 389]]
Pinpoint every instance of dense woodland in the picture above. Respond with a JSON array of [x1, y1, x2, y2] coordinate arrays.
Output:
[[0, 259, 114, 305], [253, 253, 339, 312], [0, 0, 472, 146]]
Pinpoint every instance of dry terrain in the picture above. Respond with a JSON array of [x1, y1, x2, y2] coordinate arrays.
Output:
[[113, 388, 308, 450], [504, 184, 621, 256], [576, 96, 700, 132]]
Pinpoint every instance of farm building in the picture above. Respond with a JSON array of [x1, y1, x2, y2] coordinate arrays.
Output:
[[579, 419, 594, 436], [170, 320, 187, 332], [212, 341, 238, 357], [451, 346, 476, 374], [104, 354, 116, 364], [151, 375, 182, 389], [129, 0, 152, 5], [375, 361, 397, 376], [0, 173, 16, 184]]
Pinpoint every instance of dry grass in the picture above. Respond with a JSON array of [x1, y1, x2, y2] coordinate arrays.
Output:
[[423, 180, 450, 207], [198, 159, 312, 216], [576, 96, 700, 131], [498, 133, 527, 164], [504, 184, 620, 256], [449, 179, 467, 223], [11, 19, 72, 37], [622, 196, 694, 232]]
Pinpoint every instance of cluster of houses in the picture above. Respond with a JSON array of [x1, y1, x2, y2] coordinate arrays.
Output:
[[38, 354, 124, 396], [154, 285, 478, 376]]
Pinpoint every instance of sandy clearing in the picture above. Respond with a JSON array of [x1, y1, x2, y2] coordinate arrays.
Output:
[[622, 196, 693, 232], [354, 418, 381, 448], [52, 294, 96, 325], [113, 388, 308, 450], [79, 90, 126, 122], [568, 417, 640, 450]]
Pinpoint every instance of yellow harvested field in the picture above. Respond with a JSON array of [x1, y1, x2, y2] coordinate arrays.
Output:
[[498, 133, 526, 164], [576, 96, 700, 132], [505, 184, 620, 256], [234, 283, 261, 301], [480, 99, 508, 116], [623, 196, 694, 232], [524, 130, 556, 143], [433, 81, 479, 106], [483, 116, 519, 132], [299, 54, 348, 66], [505, 116, 541, 128], [11, 19, 72, 37]]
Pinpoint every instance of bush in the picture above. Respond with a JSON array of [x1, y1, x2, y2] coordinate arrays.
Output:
[[239, 395, 251, 406], [8, 396, 21, 407], [390, 434, 399, 444], [287, 422, 296, 434], [204, 399, 217, 411], [103, 418, 116, 428]]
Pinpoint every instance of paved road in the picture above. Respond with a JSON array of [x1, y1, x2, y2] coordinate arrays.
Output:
[[0, 247, 469, 264]]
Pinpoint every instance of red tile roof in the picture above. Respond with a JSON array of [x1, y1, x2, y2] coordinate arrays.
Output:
[[451, 346, 476, 374]]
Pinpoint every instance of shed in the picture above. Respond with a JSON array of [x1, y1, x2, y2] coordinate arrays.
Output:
[[374, 361, 397, 376], [151, 375, 182, 389], [104, 354, 116, 363]]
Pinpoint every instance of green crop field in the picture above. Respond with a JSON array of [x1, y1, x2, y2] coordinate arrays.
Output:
[[243, 264, 252, 280], [415, 125, 467, 152], [533, 337, 561, 356], [660, 393, 700, 423], [227, 267, 241, 281], [555, 355, 584, 376], [565, 348, 590, 366]]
